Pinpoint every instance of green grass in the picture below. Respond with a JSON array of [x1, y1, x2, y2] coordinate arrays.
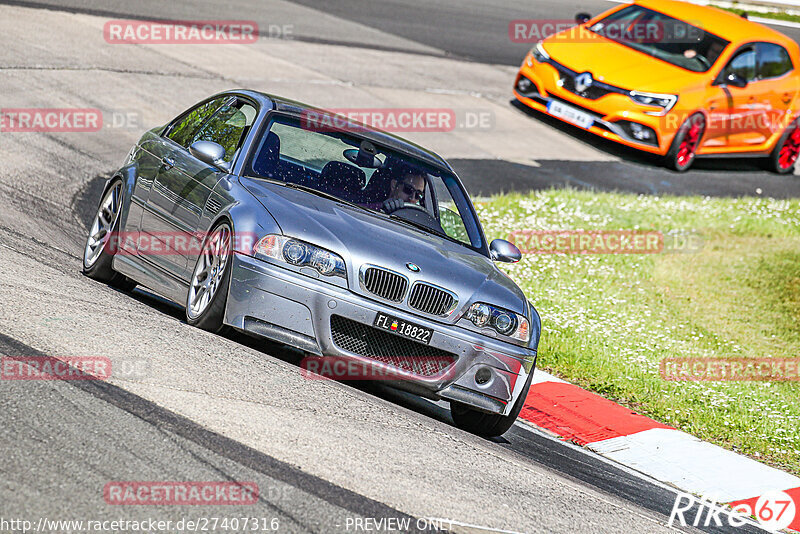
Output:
[[475, 190, 800, 475], [721, 6, 800, 24]]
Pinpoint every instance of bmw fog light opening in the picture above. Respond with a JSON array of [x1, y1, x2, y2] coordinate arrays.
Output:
[[254, 234, 346, 278], [466, 302, 530, 342], [629, 91, 678, 115], [475, 366, 493, 386]]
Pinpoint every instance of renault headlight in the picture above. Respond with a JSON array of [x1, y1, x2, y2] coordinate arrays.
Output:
[[629, 91, 678, 115], [254, 235, 346, 278], [465, 302, 530, 342], [531, 42, 550, 63]]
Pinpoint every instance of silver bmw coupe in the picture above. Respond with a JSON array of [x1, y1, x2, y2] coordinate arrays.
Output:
[[83, 90, 541, 437]]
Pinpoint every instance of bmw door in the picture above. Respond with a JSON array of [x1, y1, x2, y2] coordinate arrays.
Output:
[[139, 96, 257, 280]]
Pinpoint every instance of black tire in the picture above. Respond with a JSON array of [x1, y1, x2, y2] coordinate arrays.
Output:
[[185, 220, 233, 334], [766, 119, 800, 174], [450, 367, 534, 438], [664, 113, 705, 172], [82, 179, 137, 291]]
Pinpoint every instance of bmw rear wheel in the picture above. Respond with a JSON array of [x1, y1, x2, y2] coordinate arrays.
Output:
[[186, 221, 232, 333], [664, 113, 705, 172], [82, 179, 136, 291]]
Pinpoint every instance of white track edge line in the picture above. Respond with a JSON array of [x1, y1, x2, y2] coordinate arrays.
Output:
[[512, 420, 772, 532]]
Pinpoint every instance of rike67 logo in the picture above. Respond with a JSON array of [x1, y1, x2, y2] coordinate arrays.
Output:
[[669, 490, 797, 531]]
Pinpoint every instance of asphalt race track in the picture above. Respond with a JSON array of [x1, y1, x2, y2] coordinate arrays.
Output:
[[10, 0, 800, 195], [0, 1, 790, 533]]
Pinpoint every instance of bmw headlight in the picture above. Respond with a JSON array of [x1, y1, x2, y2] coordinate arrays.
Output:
[[629, 91, 678, 114], [254, 235, 346, 279], [465, 302, 530, 342], [531, 42, 550, 63]]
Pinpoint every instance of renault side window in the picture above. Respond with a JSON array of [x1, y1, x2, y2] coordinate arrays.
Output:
[[757, 43, 793, 79], [726, 48, 757, 82]]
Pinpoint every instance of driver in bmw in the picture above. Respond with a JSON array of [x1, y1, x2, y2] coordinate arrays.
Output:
[[381, 168, 426, 214]]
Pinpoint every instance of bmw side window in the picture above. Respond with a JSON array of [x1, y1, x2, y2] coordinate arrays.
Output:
[[430, 174, 482, 249], [430, 178, 467, 243], [165, 97, 227, 148], [757, 43, 793, 79], [190, 101, 257, 163], [726, 48, 756, 82]]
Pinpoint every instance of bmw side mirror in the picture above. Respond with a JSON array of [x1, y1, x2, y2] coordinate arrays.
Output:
[[490, 239, 522, 263], [189, 141, 230, 171], [575, 12, 591, 24], [726, 72, 748, 89]]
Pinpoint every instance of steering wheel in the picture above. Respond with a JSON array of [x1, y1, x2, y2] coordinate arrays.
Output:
[[395, 203, 428, 213], [391, 204, 445, 234], [694, 54, 710, 69], [381, 200, 427, 215]]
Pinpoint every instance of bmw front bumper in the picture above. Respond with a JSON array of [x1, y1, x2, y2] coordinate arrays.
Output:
[[224, 253, 537, 416]]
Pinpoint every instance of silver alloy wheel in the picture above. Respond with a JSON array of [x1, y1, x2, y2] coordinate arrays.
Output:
[[187, 224, 232, 319], [84, 181, 122, 268]]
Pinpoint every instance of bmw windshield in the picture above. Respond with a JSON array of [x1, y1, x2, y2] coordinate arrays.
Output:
[[588, 5, 729, 72], [244, 115, 485, 252]]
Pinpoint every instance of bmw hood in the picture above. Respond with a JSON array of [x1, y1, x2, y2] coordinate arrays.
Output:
[[240, 177, 527, 318]]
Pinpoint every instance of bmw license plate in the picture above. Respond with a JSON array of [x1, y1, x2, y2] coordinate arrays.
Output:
[[374, 313, 433, 344], [547, 100, 594, 129]]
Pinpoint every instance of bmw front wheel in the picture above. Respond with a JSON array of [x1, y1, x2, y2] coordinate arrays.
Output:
[[186, 221, 233, 333]]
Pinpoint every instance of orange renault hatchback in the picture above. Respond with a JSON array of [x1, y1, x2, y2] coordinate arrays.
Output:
[[513, 0, 800, 173]]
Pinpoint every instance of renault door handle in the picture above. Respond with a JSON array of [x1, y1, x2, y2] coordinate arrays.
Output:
[[161, 157, 175, 170]]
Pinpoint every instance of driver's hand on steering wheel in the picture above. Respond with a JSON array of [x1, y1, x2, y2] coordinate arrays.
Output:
[[382, 198, 404, 214]]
